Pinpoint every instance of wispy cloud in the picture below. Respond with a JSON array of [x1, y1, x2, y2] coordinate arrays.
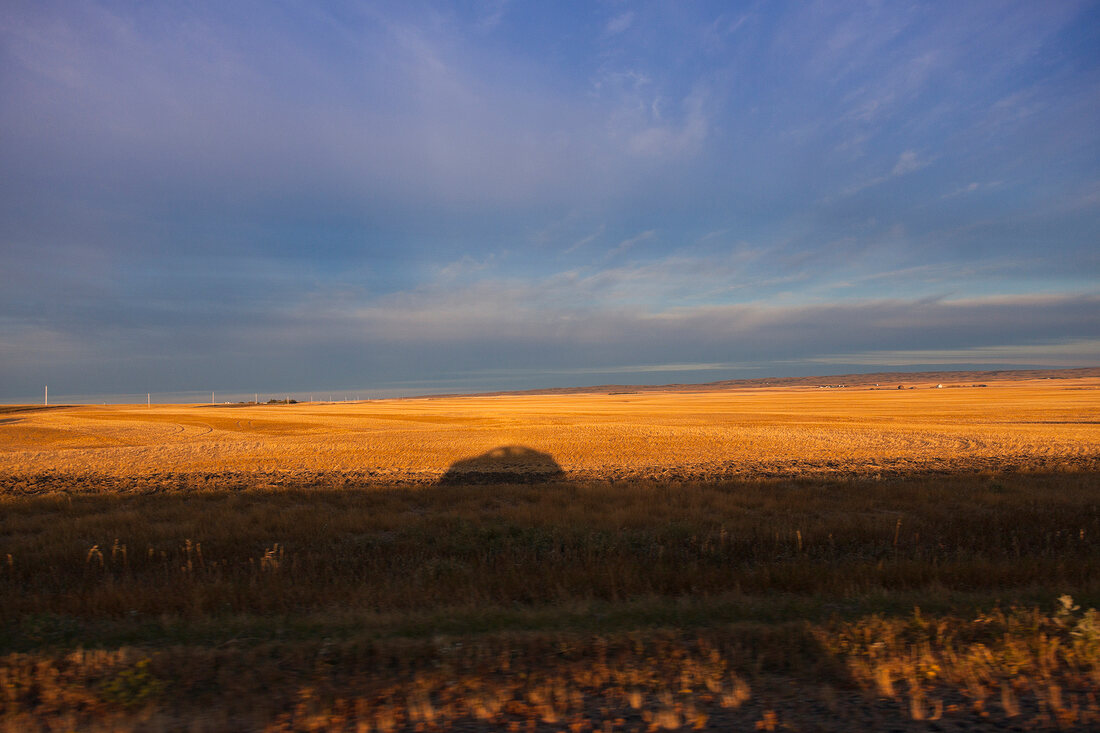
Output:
[[566, 224, 606, 254], [942, 182, 980, 198], [891, 151, 926, 176], [606, 230, 657, 259], [813, 339, 1100, 367], [606, 11, 634, 36], [626, 88, 710, 157], [435, 254, 496, 280], [475, 0, 511, 31], [829, 149, 932, 199]]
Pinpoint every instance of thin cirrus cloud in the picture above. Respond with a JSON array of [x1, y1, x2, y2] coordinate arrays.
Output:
[[0, 0, 1098, 401]]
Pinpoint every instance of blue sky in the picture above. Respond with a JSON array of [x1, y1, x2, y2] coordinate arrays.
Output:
[[2, 0, 1098, 401]]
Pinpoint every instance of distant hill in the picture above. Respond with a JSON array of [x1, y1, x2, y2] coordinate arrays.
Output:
[[417, 366, 1100, 399]]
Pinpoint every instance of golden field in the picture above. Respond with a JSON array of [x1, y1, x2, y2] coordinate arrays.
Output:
[[1, 377, 1098, 484], [1, 375, 1099, 730]]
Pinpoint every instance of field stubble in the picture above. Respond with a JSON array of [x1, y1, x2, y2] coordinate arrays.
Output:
[[1, 379, 1098, 483]]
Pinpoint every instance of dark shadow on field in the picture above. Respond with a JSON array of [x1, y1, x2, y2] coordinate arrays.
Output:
[[437, 445, 565, 485]]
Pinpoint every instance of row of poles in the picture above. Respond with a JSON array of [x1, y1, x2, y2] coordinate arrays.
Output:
[[42, 386, 364, 407]]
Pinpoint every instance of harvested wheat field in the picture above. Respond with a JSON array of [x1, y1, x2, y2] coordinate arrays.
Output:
[[2, 373, 1100, 731], [2, 376, 1098, 488]]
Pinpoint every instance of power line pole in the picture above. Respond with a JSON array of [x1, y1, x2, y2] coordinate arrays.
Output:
[[211, 391, 215, 405], [44, 385, 47, 406], [147, 393, 151, 408]]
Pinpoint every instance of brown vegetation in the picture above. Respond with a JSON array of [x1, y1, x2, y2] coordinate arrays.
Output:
[[1, 375, 1098, 729]]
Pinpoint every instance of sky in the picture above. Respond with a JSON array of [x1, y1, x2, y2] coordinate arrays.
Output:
[[2, 0, 1099, 402]]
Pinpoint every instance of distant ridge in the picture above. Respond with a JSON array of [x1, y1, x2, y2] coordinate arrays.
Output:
[[416, 366, 1100, 399]]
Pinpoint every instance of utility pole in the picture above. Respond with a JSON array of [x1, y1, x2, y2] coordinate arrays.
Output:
[[255, 393, 258, 405], [147, 393, 150, 408], [44, 385, 47, 406], [212, 391, 215, 405]]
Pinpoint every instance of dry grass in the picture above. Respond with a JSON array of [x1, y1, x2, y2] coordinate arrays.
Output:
[[3, 603, 1100, 731], [2, 473, 1099, 622], [2, 471, 1099, 729], [1, 376, 1099, 729]]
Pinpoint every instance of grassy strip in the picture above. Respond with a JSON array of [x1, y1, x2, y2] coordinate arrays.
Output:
[[4, 588, 1099, 653]]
